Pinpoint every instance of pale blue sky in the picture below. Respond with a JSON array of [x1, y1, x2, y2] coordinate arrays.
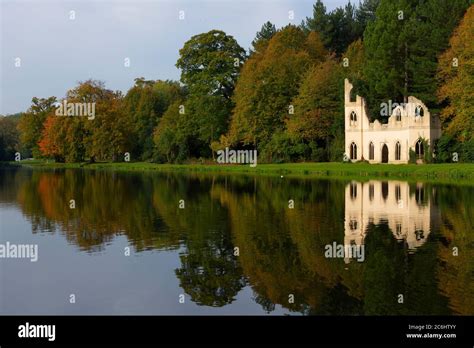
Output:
[[0, 0, 349, 114]]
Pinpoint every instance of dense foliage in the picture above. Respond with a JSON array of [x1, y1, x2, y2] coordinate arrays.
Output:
[[3, 1, 473, 163]]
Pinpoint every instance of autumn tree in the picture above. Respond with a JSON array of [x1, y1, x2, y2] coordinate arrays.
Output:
[[227, 26, 327, 151], [286, 58, 343, 161], [18, 97, 57, 158], [437, 4, 474, 162], [38, 115, 63, 161], [38, 80, 133, 162]]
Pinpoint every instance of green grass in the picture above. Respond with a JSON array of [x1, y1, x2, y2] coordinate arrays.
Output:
[[7, 160, 474, 185]]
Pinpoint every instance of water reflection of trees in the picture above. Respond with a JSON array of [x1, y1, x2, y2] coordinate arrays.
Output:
[[2, 167, 472, 315], [152, 174, 246, 307], [13, 169, 176, 251]]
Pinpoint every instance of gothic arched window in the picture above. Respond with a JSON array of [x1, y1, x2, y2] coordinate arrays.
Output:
[[350, 111, 357, 126], [350, 142, 357, 160], [415, 105, 424, 117], [395, 141, 401, 160]]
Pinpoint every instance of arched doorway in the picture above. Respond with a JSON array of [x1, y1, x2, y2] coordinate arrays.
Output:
[[381, 144, 389, 163], [369, 142, 374, 160]]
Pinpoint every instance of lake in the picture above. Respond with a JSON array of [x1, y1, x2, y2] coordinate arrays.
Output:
[[0, 166, 472, 315]]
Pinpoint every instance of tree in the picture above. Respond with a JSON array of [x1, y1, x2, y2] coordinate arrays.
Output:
[[18, 96, 57, 158], [250, 21, 277, 54], [286, 58, 343, 161], [153, 100, 189, 162], [362, 0, 470, 118], [186, 94, 231, 157], [176, 30, 246, 100], [437, 4, 474, 162], [227, 26, 327, 149], [406, 0, 470, 109], [302, 0, 329, 38], [37, 80, 133, 163], [0, 116, 20, 160], [175, 30, 246, 157], [38, 115, 63, 161], [302, 0, 372, 56], [124, 79, 183, 160], [355, 0, 380, 34]]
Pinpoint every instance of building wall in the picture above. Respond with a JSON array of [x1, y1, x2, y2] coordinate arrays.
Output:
[[344, 79, 441, 164]]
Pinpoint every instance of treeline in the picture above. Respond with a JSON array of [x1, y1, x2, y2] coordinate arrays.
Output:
[[3, 0, 474, 163]]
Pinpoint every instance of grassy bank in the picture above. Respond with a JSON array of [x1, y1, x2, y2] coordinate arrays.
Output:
[[7, 160, 474, 185]]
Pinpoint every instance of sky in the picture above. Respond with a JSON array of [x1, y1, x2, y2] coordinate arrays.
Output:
[[0, 0, 349, 115]]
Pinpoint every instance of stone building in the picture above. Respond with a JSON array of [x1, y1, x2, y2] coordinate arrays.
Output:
[[344, 79, 441, 163]]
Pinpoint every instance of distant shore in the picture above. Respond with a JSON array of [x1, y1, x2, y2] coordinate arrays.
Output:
[[4, 160, 474, 185]]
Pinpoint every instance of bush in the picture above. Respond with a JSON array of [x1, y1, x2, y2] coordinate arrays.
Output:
[[434, 135, 456, 163], [409, 148, 417, 164], [422, 139, 433, 164], [309, 142, 327, 162], [433, 135, 474, 163], [260, 132, 307, 163], [460, 138, 474, 162], [328, 134, 344, 162]]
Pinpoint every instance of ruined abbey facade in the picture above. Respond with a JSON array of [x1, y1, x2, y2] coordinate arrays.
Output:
[[344, 79, 441, 164]]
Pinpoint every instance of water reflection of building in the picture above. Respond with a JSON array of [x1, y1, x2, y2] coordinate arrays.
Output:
[[344, 181, 440, 259]]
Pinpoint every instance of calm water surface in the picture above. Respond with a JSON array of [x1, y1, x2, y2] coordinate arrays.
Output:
[[0, 167, 472, 315]]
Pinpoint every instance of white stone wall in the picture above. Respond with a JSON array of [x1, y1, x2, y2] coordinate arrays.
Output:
[[344, 79, 441, 164]]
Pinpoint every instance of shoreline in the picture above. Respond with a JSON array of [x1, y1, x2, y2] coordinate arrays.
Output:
[[4, 160, 474, 185]]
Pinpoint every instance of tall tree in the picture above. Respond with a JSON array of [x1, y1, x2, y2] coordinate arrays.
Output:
[[153, 98, 208, 162], [38, 115, 63, 162], [406, 0, 471, 109], [362, 0, 470, 118], [250, 21, 277, 54], [355, 0, 380, 33], [286, 58, 343, 161], [176, 30, 246, 100], [227, 26, 327, 149], [0, 116, 20, 160], [124, 79, 183, 160], [175, 30, 246, 157], [302, 0, 329, 37], [437, 4, 474, 161], [18, 96, 57, 158], [302, 0, 372, 56]]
